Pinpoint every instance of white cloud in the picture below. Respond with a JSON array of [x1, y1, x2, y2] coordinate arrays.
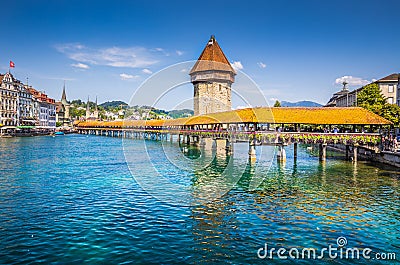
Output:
[[231, 61, 243, 70], [180, 68, 187, 73], [335, 76, 370, 86], [56, 43, 159, 68], [120, 73, 139, 80], [142, 68, 153, 74], [71, 63, 89, 69], [257, 62, 267, 68], [176, 50, 184, 56]]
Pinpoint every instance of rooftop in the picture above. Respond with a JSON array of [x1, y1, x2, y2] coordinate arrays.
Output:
[[77, 107, 391, 128], [190, 36, 235, 74], [377, 73, 399, 82]]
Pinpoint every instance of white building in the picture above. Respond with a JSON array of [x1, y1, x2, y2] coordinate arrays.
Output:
[[330, 73, 399, 107], [0, 72, 19, 126], [17, 82, 35, 126], [28, 87, 56, 130]]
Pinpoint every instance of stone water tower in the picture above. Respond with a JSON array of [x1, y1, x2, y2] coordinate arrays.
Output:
[[190, 36, 236, 115]]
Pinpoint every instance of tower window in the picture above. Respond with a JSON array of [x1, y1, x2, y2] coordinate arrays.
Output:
[[219, 84, 222, 91]]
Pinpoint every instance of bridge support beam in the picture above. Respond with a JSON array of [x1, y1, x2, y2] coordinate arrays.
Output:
[[216, 139, 226, 153], [319, 143, 327, 161], [191, 135, 200, 147], [353, 145, 358, 162], [248, 144, 256, 163], [201, 137, 214, 151], [226, 139, 233, 154], [277, 144, 286, 162]]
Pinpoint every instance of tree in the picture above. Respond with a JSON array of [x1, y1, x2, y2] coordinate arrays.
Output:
[[356, 83, 386, 113], [273, 100, 281, 107], [381, 103, 400, 127], [357, 83, 400, 127], [69, 107, 86, 118]]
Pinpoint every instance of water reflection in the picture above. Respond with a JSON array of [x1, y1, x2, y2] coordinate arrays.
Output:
[[187, 143, 399, 262], [0, 137, 399, 264]]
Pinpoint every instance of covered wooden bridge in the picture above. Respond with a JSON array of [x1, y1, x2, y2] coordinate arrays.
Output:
[[75, 107, 392, 162]]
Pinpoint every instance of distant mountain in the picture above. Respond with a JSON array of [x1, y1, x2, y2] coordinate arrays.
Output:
[[281, 101, 322, 107]]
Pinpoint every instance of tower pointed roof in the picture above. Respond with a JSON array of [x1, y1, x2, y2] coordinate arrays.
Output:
[[190, 36, 235, 74], [86, 96, 90, 112], [61, 81, 67, 103]]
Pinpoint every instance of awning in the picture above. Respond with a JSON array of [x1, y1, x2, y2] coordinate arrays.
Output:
[[1, 126, 17, 130], [17, 126, 35, 129], [22, 119, 37, 123]]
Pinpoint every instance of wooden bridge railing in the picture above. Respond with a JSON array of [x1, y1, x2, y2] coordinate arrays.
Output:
[[77, 126, 382, 147]]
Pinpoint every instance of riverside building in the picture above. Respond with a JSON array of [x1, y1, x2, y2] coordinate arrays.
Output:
[[0, 72, 57, 130], [326, 73, 399, 107]]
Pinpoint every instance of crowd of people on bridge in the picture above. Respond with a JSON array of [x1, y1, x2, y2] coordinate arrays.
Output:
[[382, 134, 399, 152]]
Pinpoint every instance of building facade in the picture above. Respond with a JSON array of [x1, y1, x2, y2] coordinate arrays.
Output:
[[328, 73, 399, 107], [377, 73, 398, 105], [0, 72, 59, 131], [0, 73, 19, 126], [28, 87, 56, 129], [85, 96, 99, 120], [398, 75, 400, 106], [190, 36, 236, 115], [18, 81, 34, 126]]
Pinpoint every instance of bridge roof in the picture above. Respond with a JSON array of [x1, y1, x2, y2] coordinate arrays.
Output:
[[76, 107, 391, 128]]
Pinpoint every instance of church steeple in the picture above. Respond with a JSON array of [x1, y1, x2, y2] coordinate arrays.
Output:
[[93, 96, 99, 119], [86, 96, 90, 119], [61, 81, 67, 104]]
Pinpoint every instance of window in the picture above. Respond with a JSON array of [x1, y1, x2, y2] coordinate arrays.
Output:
[[388, 85, 394, 93], [387, 97, 394, 104]]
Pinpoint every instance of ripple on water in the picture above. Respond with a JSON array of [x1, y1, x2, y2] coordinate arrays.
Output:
[[0, 136, 399, 264]]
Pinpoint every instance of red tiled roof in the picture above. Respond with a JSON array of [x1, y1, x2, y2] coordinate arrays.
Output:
[[377, 73, 399, 82], [190, 36, 235, 74]]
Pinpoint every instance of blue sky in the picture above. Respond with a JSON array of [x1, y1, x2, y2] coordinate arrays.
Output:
[[1, 0, 399, 109]]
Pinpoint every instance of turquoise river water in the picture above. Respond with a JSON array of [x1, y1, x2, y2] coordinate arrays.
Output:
[[0, 134, 398, 264]]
